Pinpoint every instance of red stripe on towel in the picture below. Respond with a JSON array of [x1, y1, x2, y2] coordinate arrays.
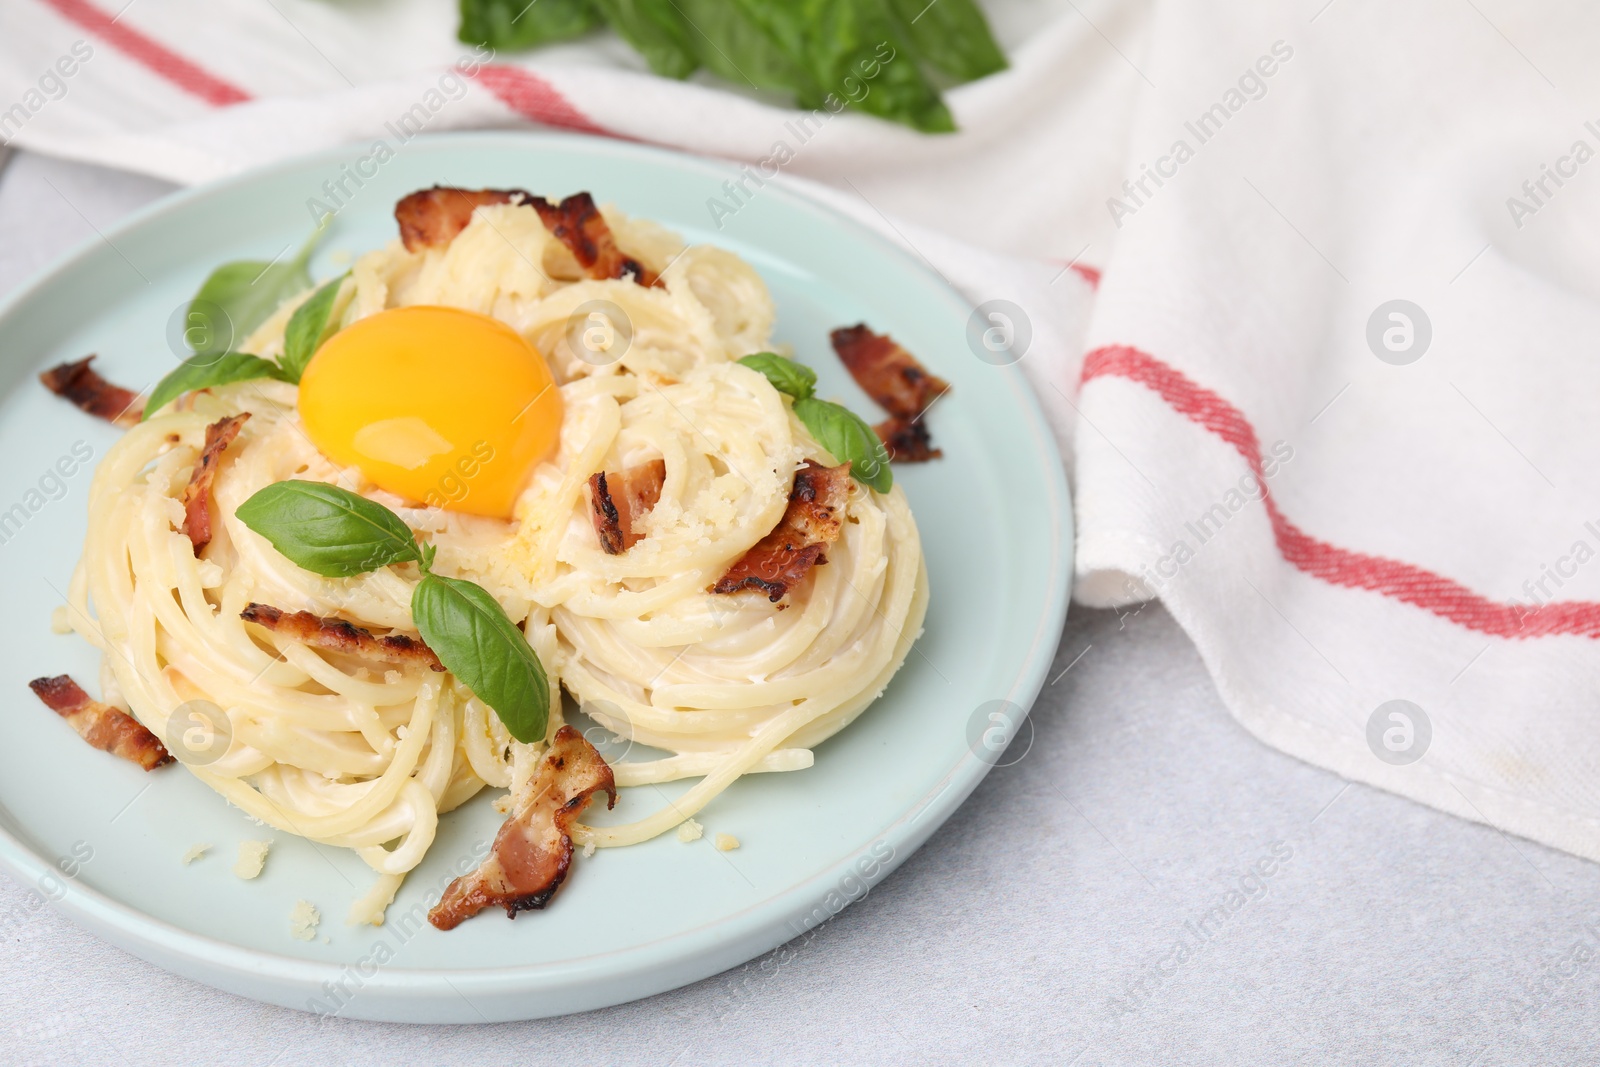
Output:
[[469, 65, 613, 137], [38, 0, 251, 106], [1081, 344, 1600, 639]]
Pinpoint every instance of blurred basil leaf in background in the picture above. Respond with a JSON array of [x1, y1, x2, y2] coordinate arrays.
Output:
[[459, 0, 603, 50], [589, 0, 699, 78], [456, 0, 1005, 132], [887, 0, 1006, 83]]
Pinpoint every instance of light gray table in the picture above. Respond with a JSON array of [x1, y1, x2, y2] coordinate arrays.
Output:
[[2, 151, 1596, 1067]]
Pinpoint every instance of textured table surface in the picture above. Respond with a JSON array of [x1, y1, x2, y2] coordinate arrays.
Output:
[[1, 152, 1597, 1067]]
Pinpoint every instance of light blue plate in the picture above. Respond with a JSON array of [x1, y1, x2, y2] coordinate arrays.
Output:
[[0, 132, 1070, 1023]]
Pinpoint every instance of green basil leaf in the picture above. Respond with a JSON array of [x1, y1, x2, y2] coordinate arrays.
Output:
[[589, 0, 698, 78], [454, 0, 973, 132], [887, 0, 1005, 82], [412, 573, 550, 744], [458, 0, 603, 49], [143, 352, 288, 421], [738, 352, 817, 400], [802, 0, 954, 133], [674, 0, 819, 98], [187, 224, 323, 358], [236, 481, 420, 578], [793, 396, 893, 493], [280, 272, 349, 384]]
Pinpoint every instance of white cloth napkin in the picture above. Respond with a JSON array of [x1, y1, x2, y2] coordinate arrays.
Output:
[[7, 0, 1600, 863]]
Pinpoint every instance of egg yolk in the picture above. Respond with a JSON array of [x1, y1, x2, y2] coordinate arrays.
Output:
[[298, 306, 562, 518]]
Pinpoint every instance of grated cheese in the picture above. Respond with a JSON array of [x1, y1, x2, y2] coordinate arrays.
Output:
[[289, 900, 321, 941], [234, 840, 270, 879]]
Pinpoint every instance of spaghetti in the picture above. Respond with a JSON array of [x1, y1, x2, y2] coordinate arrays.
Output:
[[60, 197, 929, 924]]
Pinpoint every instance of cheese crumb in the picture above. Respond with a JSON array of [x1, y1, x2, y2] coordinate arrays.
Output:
[[234, 840, 270, 879], [50, 606, 71, 634], [181, 843, 211, 865], [714, 833, 740, 852], [289, 900, 320, 941], [677, 819, 703, 843], [581, 842, 595, 858], [195, 560, 224, 588]]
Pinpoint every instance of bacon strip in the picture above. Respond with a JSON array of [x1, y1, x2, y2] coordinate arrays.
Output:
[[875, 416, 942, 463], [181, 413, 249, 555], [394, 187, 660, 287], [39, 356, 143, 427], [829, 325, 949, 419], [531, 192, 660, 287], [429, 725, 616, 930], [829, 325, 950, 463], [240, 603, 444, 672], [711, 460, 852, 602], [395, 186, 533, 252], [29, 675, 172, 771], [588, 459, 666, 554]]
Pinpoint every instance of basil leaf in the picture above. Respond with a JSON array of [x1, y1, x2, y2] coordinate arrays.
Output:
[[590, 0, 698, 78], [793, 396, 893, 493], [675, 0, 819, 98], [188, 225, 323, 358], [143, 352, 288, 421], [236, 481, 420, 578], [280, 273, 349, 384], [739, 352, 817, 400], [458, 0, 602, 49], [412, 573, 550, 744], [803, 0, 953, 133], [887, 0, 1005, 82], [455, 0, 988, 131]]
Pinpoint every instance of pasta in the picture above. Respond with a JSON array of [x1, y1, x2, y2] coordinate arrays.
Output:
[[60, 197, 928, 924]]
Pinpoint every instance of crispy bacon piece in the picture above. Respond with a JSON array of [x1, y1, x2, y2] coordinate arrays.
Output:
[[830, 324, 949, 463], [394, 186, 660, 286], [588, 459, 666, 554], [711, 460, 852, 602], [531, 192, 660, 287], [429, 725, 616, 930], [829, 324, 949, 420], [395, 186, 533, 252], [28, 675, 172, 771], [39, 356, 143, 427], [180, 413, 249, 555], [240, 603, 444, 672], [875, 416, 942, 463]]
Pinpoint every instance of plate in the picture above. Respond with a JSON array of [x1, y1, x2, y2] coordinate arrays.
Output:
[[0, 132, 1070, 1023]]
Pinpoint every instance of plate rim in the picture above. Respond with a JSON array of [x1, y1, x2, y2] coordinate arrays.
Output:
[[0, 130, 1072, 1018]]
